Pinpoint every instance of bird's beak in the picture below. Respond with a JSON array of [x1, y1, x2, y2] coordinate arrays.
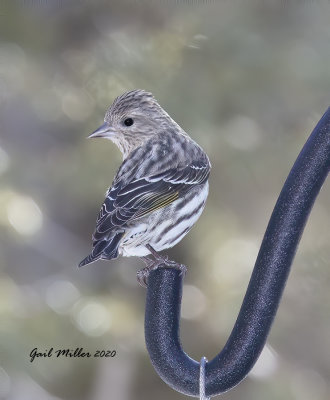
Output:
[[88, 122, 116, 139]]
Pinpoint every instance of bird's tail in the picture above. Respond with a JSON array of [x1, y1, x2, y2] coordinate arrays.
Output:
[[78, 253, 100, 267], [78, 232, 124, 267]]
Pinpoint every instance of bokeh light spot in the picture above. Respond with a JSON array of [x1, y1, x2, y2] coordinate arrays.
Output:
[[46, 280, 80, 314], [61, 88, 94, 122], [7, 195, 43, 235], [74, 300, 111, 337], [181, 284, 207, 320], [249, 344, 279, 380], [212, 238, 259, 286]]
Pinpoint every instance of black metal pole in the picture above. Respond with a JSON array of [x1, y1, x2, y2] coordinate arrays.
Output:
[[144, 108, 330, 397]]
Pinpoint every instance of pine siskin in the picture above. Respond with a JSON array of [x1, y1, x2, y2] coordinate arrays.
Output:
[[79, 89, 211, 282]]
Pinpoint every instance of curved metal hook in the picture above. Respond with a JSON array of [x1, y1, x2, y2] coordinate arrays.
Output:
[[144, 108, 330, 397]]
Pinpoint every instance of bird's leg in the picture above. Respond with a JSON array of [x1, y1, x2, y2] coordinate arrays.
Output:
[[146, 244, 187, 273], [136, 244, 187, 288], [146, 244, 169, 263]]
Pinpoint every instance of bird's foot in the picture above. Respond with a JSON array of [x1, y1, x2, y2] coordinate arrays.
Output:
[[137, 248, 187, 288], [137, 265, 152, 288]]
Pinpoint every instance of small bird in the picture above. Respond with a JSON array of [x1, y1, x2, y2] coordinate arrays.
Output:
[[79, 89, 211, 285]]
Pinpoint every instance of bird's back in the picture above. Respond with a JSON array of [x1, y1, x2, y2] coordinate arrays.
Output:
[[79, 128, 210, 265]]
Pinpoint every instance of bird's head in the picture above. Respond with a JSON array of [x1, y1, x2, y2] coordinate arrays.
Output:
[[89, 89, 179, 159]]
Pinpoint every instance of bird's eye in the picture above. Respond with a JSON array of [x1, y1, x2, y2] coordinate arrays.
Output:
[[124, 118, 134, 127]]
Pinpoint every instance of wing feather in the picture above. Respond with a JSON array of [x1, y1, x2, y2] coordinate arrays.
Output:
[[92, 160, 210, 243]]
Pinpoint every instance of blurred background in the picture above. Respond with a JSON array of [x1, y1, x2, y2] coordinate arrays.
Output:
[[0, 1, 329, 399]]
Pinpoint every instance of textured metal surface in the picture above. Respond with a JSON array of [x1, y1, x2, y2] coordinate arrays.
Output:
[[144, 108, 330, 397]]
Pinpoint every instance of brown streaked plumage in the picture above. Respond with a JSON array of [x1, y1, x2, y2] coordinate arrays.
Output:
[[79, 89, 211, 272]]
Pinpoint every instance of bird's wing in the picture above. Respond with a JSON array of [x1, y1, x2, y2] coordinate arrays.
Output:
[[92, 159, 210, 242]]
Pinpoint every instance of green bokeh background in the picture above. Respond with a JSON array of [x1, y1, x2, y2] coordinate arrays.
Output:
[[0, 1, 329, 399]]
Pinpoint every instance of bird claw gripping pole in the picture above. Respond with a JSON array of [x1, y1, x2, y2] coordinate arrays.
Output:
[[142, 108, 330, 398], [137, 244, 187, 287]]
